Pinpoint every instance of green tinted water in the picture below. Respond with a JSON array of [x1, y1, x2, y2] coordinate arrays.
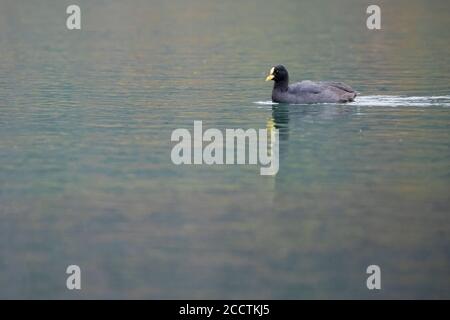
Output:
[[0, 0, 449, 298]]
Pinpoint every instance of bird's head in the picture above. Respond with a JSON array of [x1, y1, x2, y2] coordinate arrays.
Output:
[[265, 65, 289, 82]]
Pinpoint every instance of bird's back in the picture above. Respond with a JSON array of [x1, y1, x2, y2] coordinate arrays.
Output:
[[274, 80, 357, 103]]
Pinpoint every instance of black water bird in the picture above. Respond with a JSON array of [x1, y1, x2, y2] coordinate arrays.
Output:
[[265, 65, 357, 104]]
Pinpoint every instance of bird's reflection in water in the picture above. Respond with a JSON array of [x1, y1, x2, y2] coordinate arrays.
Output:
[[266, 104, 290, 164], [267, 103, 355, 174], [269, 104, 291, 139]]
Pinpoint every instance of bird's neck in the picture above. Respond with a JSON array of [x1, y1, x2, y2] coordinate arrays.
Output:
[[274, 78, 289, 92]]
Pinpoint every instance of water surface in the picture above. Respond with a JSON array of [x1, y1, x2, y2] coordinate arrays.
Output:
[[0, 0, 449, 298]]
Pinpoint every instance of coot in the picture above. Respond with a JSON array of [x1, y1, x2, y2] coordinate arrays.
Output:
[[266, 65, 357, 104]]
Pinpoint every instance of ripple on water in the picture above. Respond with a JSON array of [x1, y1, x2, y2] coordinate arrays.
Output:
[[254, 96, 450, 107], [350, 95, 450, 107]]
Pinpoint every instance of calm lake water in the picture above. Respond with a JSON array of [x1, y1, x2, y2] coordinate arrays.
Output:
[[0, 0, 449, 298]]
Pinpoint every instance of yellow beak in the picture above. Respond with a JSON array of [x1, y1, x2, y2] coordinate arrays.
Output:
[[265, 67, 275, 81]]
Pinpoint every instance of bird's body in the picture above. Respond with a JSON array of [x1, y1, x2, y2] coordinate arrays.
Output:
[[266, 65, 357, 104]]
